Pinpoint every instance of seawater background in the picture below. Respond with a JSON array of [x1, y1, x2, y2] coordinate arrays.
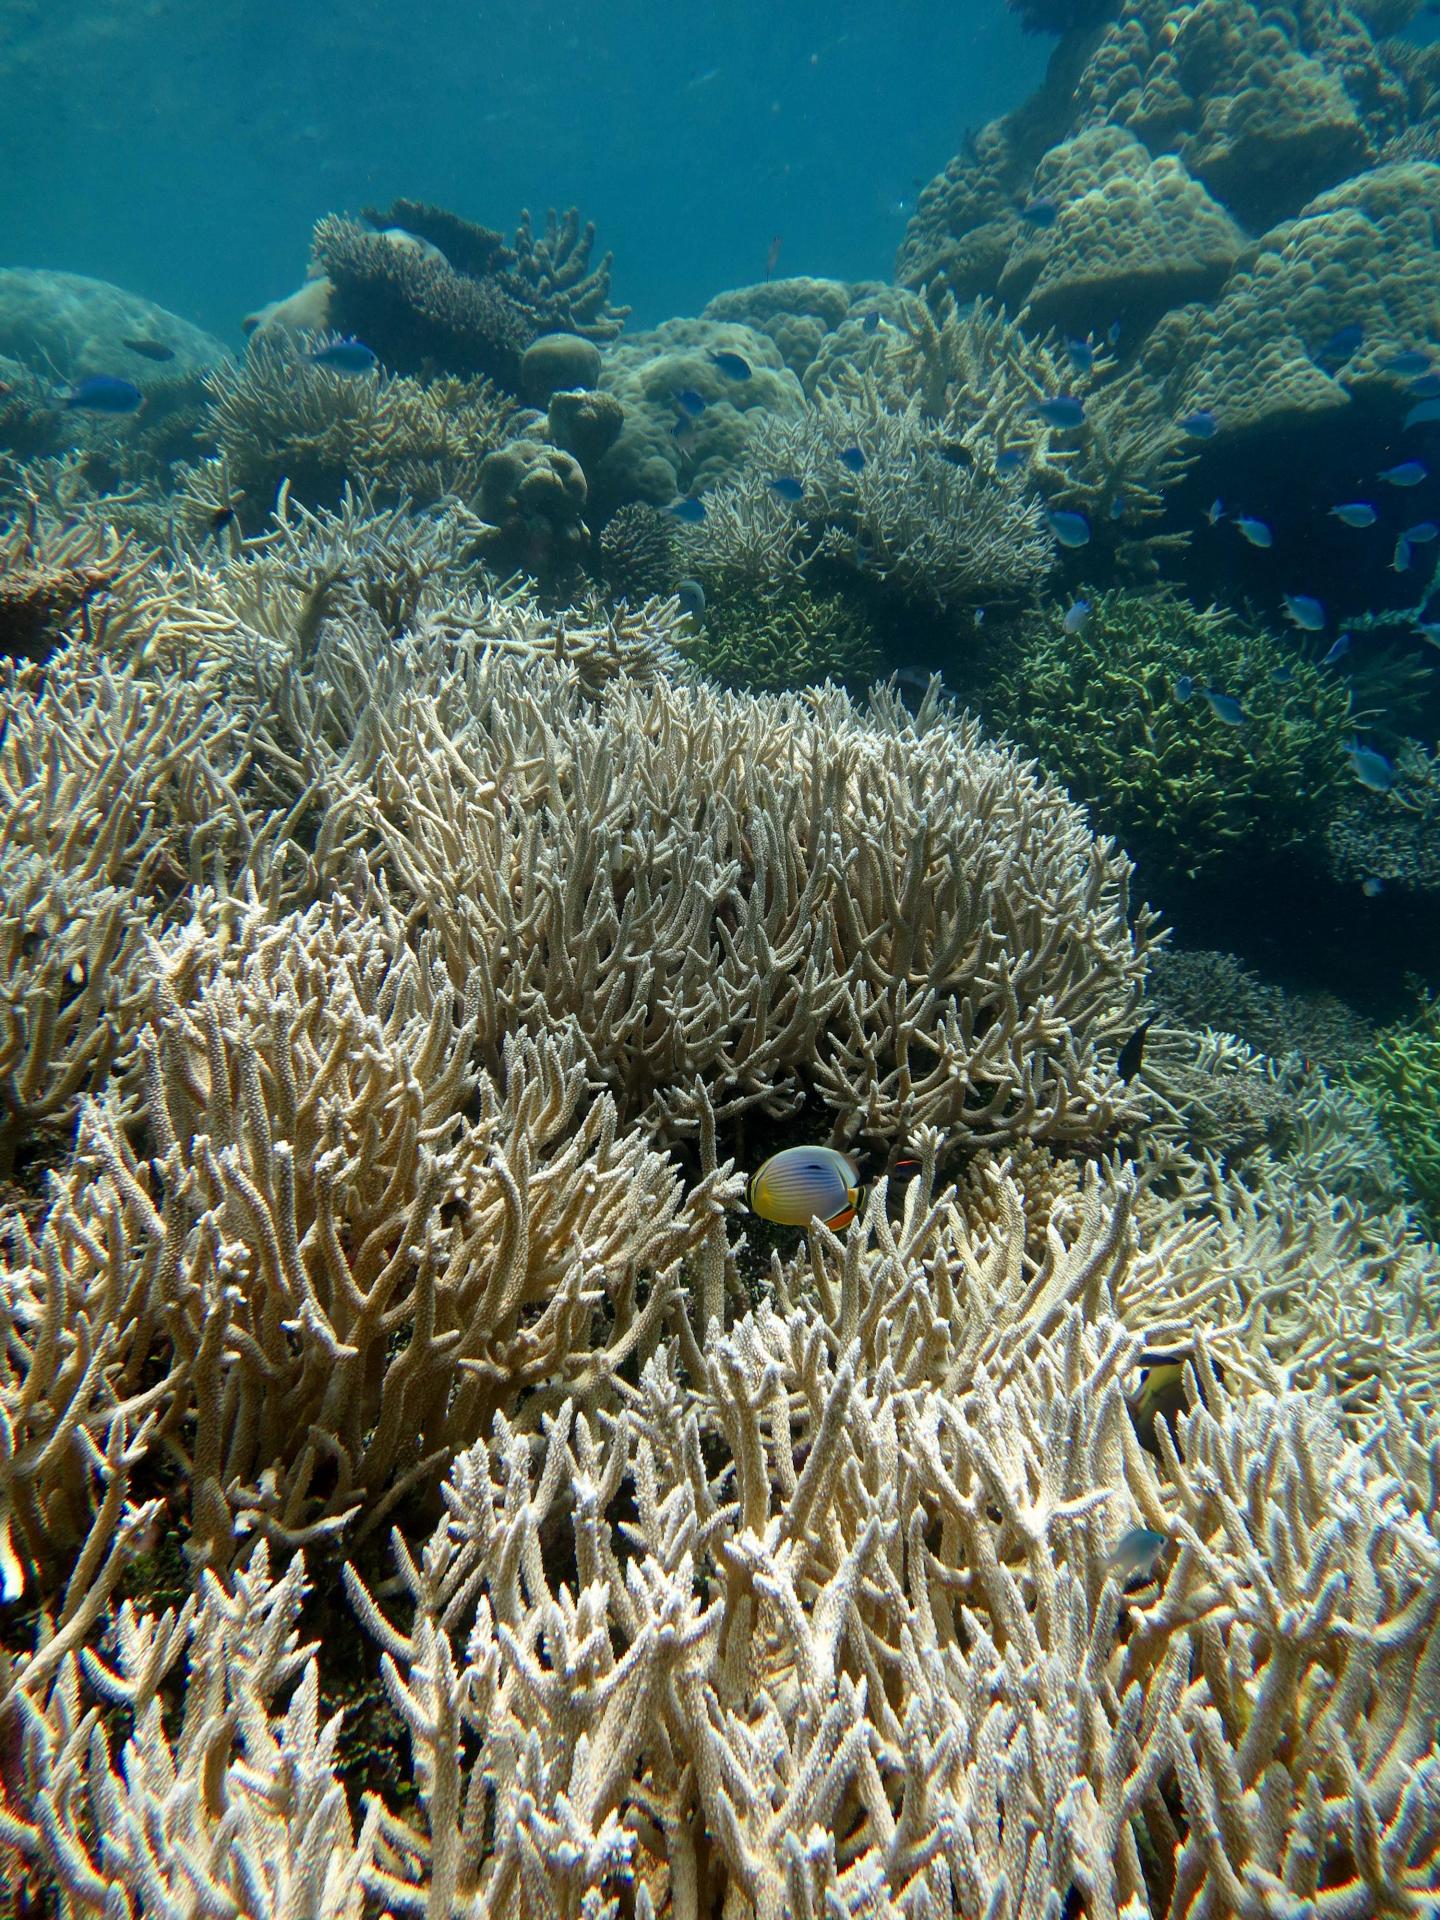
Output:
[[0, 0, 1045, 344]]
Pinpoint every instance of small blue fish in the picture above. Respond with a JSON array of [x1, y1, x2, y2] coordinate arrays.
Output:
[[1235, 516, 1273, 548], [63, 374, 144, 413], [1108, 1526, 1168, 1585], [1385, 350, 1432, 378], [1063, 598, 1092, 635], [1419, 622, 1440, 648], [1271, 663, 1294, 685], [1202, 689, 1245, 725], [974, 607, 986, 627], [838, 445, 866, 473], [1047, 508, 1091, 548], [675, 578, 706, 620], [995, 449, 1026, 476], [1174, 675, 1195, 704], [1320, 633, 1351, 666], [1318, 322, 1364, 362], [1284, 594, 1326, 632], [1206, 498, 1225, 526], [1180, 409, 1218, 439], [1020, 197, 1058, 228], [1403, 399, 1440, 431], [674, 387, 707, 417], [769, 476, 804, 503], [669, 496, 707, 522], [1362, 876, 1385, 898], [1395, 537, 1414, 572], [1380, 461, 1428, 486], [862, 311, 881, 335], [308, 338, 377, 373], [1065, 337, 1095, 374], [1345, 742, 1395, 791], [1032, 395, 1086, 429], [1406, 521, 1439, 542], [1330, 502, 1377, 527], [748, 1146, 861, 1230], [709, 349, 752, 381], [1107, 320, 1122, 346], [1408, 372, 1440, 398]]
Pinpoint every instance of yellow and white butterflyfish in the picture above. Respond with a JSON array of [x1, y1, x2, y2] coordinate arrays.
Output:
[[747, 1146, 862, 1230]]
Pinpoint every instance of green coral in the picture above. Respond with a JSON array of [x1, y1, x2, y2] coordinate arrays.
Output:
[[987, 590, 1352, 881], [1349, 996, 1440, 1226], [687, 584, 880, 694]]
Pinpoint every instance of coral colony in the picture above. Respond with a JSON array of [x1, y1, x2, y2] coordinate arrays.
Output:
[[1, 0, 1440, 1907]]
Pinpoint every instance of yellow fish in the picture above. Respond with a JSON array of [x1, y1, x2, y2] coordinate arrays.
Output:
[[747, 1146, 861, 1229]]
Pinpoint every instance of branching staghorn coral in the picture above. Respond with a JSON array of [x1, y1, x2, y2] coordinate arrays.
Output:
[[0, 494, 154, 664], [189, 332, 517, 523], [899, 297, 1197, 578], [509, 205, 630, 343], [258, 651, 1157, 1146], [682, 376, 1055, 612], [8, 1153, 1438, 1915]]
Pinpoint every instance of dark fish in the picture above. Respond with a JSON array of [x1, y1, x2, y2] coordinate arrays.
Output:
[[1318, 322, 1364, 362], [766, 233, 783, 280], [862, 311, 881, 335], [669, 496, 707, 522], [308, 337, 378, 373], [1032, 395, 1085, 429], [1384, 349, 1432, 378], [769, 475, 804, 502], [709, 349, 751, 380], [1020, 197, 1058, 228], [675, 578, 706, 620], [1047, 508, 1090, 548], [839, 445, 866, 473], [1065, 337, 1095, 374], [209, 504, 238, 535], [1116, 1018, 1153, 1082], [937, 440, 974, 468], [122, 336, 176, 362], [1108, 1526, 1168, 1585], [64, 373, 143, 413], [1380, 460, 1427, 486], [1409, 371, 1440, 397], [1180, 409, 1218, 439], [1202, 689, 1245, 725], [674, 387, 707, 416]]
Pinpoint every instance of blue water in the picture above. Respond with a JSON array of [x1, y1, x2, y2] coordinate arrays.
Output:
[[0, 0, 1044, 346]]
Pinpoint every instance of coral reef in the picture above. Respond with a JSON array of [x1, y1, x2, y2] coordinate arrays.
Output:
[[475, 436, 590, 588], [0, 501, 151, 664], [987, 589, 1353, 881], [186, 332, 517, 522], [682, 583, 881, 694], [304, 202, 627, 391], [0, 504, 1437, 1915], [597, 501, 680, 604], [1147, 944, 1377, 1072], [593, 317, 807, 513], [1328, 738, 1440, 896], [1350, 994, 1440, 1226], [683, 376, 1055, 613]]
